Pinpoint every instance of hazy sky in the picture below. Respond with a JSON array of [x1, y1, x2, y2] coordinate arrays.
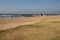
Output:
[[0, 0, 60, 14]]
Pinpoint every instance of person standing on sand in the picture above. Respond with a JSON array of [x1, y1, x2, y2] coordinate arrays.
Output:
[[40, 13, 43, 16]]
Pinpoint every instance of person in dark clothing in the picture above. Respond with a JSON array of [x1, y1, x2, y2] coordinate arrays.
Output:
[[40, 13, 43, 16]]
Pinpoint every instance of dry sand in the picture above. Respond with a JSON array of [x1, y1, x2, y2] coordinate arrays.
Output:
[[0, 16, 60, 40], [0, 16, 59, 30], [0, 16, 47, 30]]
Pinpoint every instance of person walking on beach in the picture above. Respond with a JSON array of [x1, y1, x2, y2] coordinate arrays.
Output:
[[40, 13, 43, 16]]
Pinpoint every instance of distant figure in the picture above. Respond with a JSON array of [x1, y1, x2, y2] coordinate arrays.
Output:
[[40, 13, 43, 16]]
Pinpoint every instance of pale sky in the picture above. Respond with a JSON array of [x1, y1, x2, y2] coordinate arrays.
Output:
[[0, 0, 60, 14]]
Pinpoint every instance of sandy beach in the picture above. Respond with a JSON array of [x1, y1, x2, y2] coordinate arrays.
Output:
[[0, 16, 60, 30], [0, 16, 60, 40], [0, 16, 45, 30]]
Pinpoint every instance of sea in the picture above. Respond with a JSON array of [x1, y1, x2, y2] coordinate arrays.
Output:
[[0, 14, 39, 18], [0, 14, 59, 18], [0, 14, 22, 18]]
